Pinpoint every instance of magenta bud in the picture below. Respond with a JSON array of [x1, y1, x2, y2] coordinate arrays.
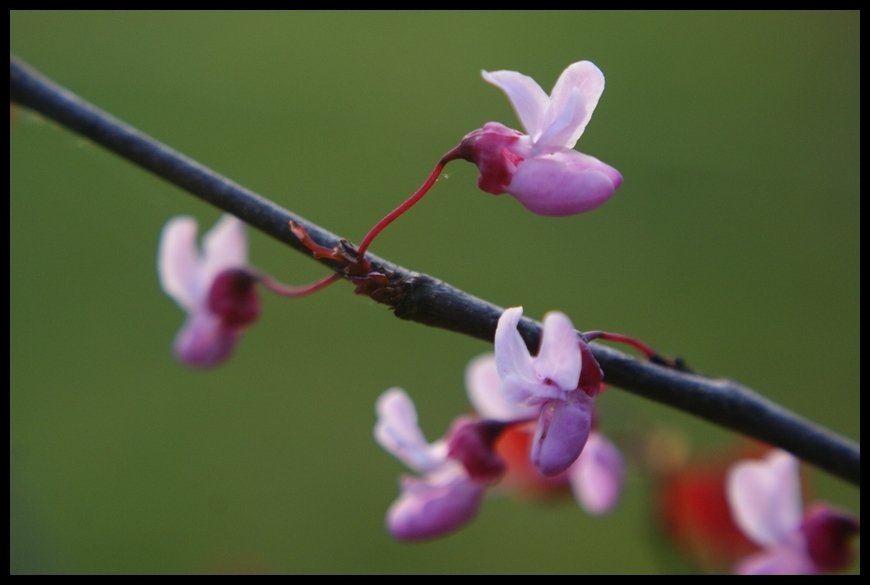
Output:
[[578, 340, 603, 397], [208, 268, 261, 328], [446, 418, 506, 482], [453, 122, 524, 195], [802, 504, 860, 572]]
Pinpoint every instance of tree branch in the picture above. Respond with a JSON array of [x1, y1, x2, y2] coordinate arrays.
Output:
[[11, 55, 859, 487]]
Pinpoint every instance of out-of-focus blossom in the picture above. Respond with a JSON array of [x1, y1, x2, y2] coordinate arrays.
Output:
[[374, 388, 505, 542], [158, 215, 260, 367], [466, 351, 622, 514], [727, 450, 860, 574], [453, 61, 622, 216], [493, 307, 603, 477], [655, 441, 761, 572]]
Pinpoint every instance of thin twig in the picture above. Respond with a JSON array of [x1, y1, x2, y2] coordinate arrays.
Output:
[[10, 55, 859, 487]]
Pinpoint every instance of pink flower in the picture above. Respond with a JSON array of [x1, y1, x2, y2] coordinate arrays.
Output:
[[158, 215, 260, 368], [374, 388, 505, 542], [454, 61, 622, 217], [726, 450, 860, 574], [466, 352, 622, 514]]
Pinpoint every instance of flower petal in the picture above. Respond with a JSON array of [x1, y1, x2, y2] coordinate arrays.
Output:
[[386, 463, 486, 542], [531, 392, 594, 477], [482, 69, 549, 141], [545, 61, 605, 148], [734, 543, 817, 575], [568, 431, 624, 515], [200, 215, 249, 290], [465, 353, 538, 421], [534, 311, 581, 392], [726, 450, 804, 548], [535, 88, 588, 153], [158, 216, 202, 311], [494, 307, 538, 389], [507, 150, 621, 217], [374, 388, 444, 473], [173, 310, 240, 368]]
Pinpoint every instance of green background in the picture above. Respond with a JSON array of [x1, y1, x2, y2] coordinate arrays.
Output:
[[11, 12, 859, 573]]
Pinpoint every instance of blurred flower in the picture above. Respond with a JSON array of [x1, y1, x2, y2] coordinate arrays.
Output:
[[453, 61, 622, 216], [494, 307, 603, 477], [374, 388, 505, 542], [655, 440, 760, 572], [158, 215, 260, 367], [727, 450, 860, 574], [466, 352, 623, 513]]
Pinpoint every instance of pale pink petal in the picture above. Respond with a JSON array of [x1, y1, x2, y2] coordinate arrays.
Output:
[[158, 216, 202, 311], [494, 307, 538, 388], [374, 388, 444, 473], [482, 69, 549, 140], [568, 431, 624, 515], [507, 150, 621, 217], [501, 375, 562, 405], [734, 542, 817, 575], [727, 450, 804, 548], [200, 215, 249, 289], [465, 353, 537, 421], [386, 463, 486, 542], [173, 310, 240, 368], [534, 88, 588, 153], [534, 311, 581, 391], [545, 61, 605, 148]]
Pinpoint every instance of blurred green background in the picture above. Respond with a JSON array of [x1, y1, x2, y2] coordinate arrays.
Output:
[[11, 12, 859, 573]]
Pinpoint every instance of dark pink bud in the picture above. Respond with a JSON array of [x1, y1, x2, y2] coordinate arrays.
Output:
[[453, 122, 524, 195], [208, 268, 261, 329], [578, 340, 603, 397], [801, 503, 860, 572], [446, 417, 507, 482]]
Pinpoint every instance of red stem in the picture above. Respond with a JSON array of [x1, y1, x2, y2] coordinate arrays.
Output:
[[258, 272, 342, 298], [583, 331, 658, 360], [356, 161, 446, 256]]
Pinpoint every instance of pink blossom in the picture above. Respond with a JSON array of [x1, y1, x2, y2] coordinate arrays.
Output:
[[494, 307, 603, 477], [158, 215, 260, 368], [454, 61, 622, 217], [726, 450, 860, 574], [374, 388, 505, 542], [466, 352, 622, 514]]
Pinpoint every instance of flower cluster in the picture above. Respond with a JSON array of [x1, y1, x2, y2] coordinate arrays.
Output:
[[374, 307, 625, 541], [151, 60, 857, 569]]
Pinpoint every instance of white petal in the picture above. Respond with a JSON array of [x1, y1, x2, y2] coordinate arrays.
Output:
[[200, 214, 249, 288], [374, 388, 444, 473], [494, 307, 538, 385], [726, 450, 804, 548], [482, 69, 549, 141], [545, 61, 605, 148], [158, 216, 202, 311], [465, 353, 538, 421], [534, 311, 582, 391]]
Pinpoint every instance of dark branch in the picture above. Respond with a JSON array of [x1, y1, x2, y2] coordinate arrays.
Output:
[[11, 55, 859, 487]]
